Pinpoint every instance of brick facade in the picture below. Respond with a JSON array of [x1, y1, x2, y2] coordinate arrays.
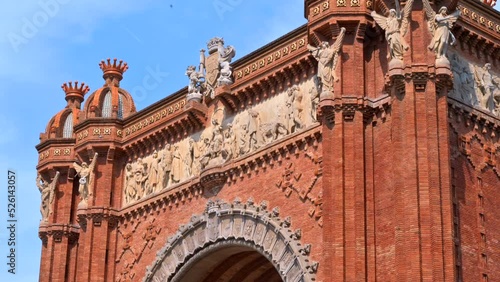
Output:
[[36, 1, 499, 281]]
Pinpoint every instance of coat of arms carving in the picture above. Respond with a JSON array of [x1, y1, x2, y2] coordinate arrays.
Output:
[[186, 37, 236, 102]]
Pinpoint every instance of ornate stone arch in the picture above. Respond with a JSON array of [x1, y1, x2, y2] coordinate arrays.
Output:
[[143, 199, 319, 282]]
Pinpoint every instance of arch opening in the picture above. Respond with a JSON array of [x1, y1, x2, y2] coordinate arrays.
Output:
[[143, 199, 318, 282], [172, 241, 282, 282]]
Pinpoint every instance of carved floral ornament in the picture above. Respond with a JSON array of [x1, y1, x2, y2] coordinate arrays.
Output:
[[123, 78, 321, 206], [309, 1, 330, 17], [142, 199, 319, 282]]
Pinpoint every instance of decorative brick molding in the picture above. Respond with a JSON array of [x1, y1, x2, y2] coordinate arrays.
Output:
[[448, 99, 500, 177], [38, 223, 80, 245], [142, 198, 318, 282]]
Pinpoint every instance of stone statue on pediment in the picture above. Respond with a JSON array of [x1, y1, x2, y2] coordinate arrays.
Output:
[[186, 65, 205, 102], [37, 171, 59, 221], [371, 0, 413, 64], [73, 152, 98, 206], [423, 1, 460, 64], [307, 27, 346, 97]]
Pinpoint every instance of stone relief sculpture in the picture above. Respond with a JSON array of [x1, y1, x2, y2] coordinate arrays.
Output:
[[307, 27, 346, 97], [222, 124, 236, 161], [123, 78, 320, 205], [474, 63, 499, 113], [423, 1, 460, 63], [448, 53, 500, 117], [74, 152, 98, 206], [124, 162, 148, 203], [290, 85, 305, 132], [147, 151, 161, 194], [371, 0, 414, 65], [37, 171, 60, 221], [248, 109, 261, 152], [310, 84, 320, 121], [450, 54, 477, 105], [171, 145, 183, 184], [161, 144, 173, 188]]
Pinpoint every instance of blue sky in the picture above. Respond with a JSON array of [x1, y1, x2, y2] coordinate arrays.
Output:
[[0, 0, 305, 281]]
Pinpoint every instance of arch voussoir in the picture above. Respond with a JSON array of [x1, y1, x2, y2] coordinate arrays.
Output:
[[143, 198, 318, 282]]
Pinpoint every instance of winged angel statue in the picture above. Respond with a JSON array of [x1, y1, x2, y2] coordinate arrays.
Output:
[[307, 27, 346, 96], [371, 0, 414, 62], [73, 152, 98, 205], [423, 0, 461, 61]]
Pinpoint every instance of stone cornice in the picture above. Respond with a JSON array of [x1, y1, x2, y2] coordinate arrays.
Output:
[[38, 223, 80, 244], [448, 97, 500, 131], [454, 2, 500, 61]]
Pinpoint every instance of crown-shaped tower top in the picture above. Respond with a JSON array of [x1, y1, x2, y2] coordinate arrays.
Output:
[[99, 58, 128, 82], [61, 81, 89, 109]]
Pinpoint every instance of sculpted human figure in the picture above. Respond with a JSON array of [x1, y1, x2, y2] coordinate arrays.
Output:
[[371, 0, 413, 62], [36, 171, 60, 221], [210, 120, 224, 161], [307, 27, 346, 95], [136, 158, 148, 198], [185, 138, 200, 177], [423, 2, 460, 60], [186, 65, 204, 96], [247, 109, 261, 152], [147, 151, 161, 194], [292, 85, 304, 131], [73, 152, 98, 204], [222, 124, 236, 161], [238, 124, 249, 155], [171, 145, 182, 184], [161, 144, 173, 188], [474, 63, 499, 112], [310, 86, 320, 121], [216, 39, 236, 85], [124, 163, 135, 203]]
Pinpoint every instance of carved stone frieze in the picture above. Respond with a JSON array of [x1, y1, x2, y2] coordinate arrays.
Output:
[[142, 199, 319, 282], [449, 52, 500, 117], [123, 79, 321, 206]]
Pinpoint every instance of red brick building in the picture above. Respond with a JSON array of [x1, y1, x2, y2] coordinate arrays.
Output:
[[36, 0, 499, 281]]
